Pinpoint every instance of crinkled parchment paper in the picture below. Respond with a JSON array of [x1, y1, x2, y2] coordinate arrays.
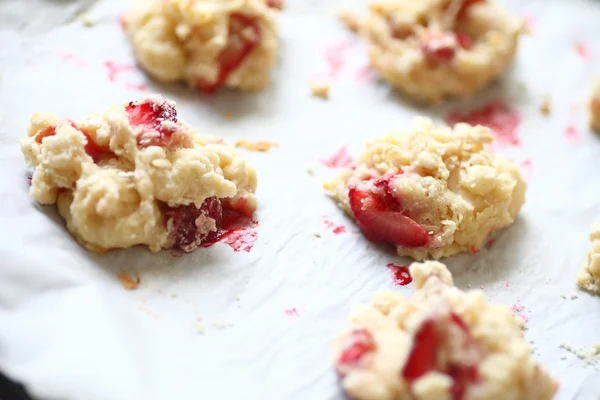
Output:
[[1, 0, 600, 399]]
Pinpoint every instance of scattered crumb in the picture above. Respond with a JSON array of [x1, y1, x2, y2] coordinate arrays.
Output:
[[224, 113, 233, 120], [560, 293, 567, 299], [540, 96, 551, 116], [213, 321, 233, 330], [559, 342, 600, 365], [235, 140, 279, 152], [479, 285, 484, 289], [561, 355, 567, 360], [306, 167, 315, 176], [338, 9, 360, 32], [78, 13, 94, 27], [236, 296, 240, 302], [170, 293, 178, 298], [467, 284, 472, 288], [195, 322, 205, 334], [314, 232, 322, 238], [117, 272, 140, 290], [310, 81, 330, 99], [570, 293, 579, 300]]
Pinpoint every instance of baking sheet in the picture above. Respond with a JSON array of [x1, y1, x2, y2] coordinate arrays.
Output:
[[1, 0, 600, 399]]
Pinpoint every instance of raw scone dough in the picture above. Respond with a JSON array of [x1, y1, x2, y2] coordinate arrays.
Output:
[[577, 224, 600, 294], [324, 117, 526, 260], [125, 0, 279, 92], [20, 95, 257, 253], [332, 261, 558, 400], [356, 0, 526, 103], [590, 78, 600, 132]]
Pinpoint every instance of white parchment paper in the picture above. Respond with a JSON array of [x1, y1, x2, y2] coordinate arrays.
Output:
[[1, 0, 600, 399]]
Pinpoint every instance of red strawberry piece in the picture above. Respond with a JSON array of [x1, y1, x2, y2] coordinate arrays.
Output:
[[338, 328, 377, 368], [125, 98, 178, 147], [196, 14, 261, 93], [265, 0, 283, 9], [348, 187, 430, 248], [456, 33, 473, 50], [419, 32, 458, 63], [403, 312, 480, 400], [165, 197, 223, 252]]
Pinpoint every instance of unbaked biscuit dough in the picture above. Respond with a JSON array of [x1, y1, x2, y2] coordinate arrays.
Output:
[[125, 0, 279, 93], [20, 95, 257, 253], [590, 78, 600, 132], [356, 0, 526, 103], [332, 261, 558, 400], [577, 224, 600, 294], [324, 117, 526, 260]]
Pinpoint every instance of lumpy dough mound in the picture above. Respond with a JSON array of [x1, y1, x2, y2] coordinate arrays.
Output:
[[125, 0, 279, 92], [20, 95, 257, 253], [325, 117, 527, 260], [358, 0, 526, 103], [332, 261, 558, 400]]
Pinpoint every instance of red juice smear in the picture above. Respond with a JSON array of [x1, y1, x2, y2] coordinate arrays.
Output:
[[564, 124, 581, 142], [386, 263, 412, 286], [324, 40, 350, 79], [322, 217, 346, 234], [446, 100, 522, 147], [201, 207, 259, 252], [105, 61, 137, 82], [56, 51, 87, 67], [575, 42, 590, 59], [509, 300, 528, 323], [118, 14, 127, 30], [520, 158, 534, 178], [320, 146, 353, 168], [283, 308, 300, 317], [354, 65, 376, 83], [124, 82, 148, 91]]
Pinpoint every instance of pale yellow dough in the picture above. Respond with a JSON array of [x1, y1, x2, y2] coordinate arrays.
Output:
[[125, 0, 279, 91], [325, 117, 527, 260], [577, 224, 600, 294], [20, 95, 257, 253], [590, 78, 600, 132], [358, 0, 526, 103], [332, 261, 558, 400]]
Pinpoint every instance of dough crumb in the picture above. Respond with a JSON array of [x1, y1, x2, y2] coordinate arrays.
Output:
[[560, 293, 566, 299], [338, 9, 360, 32], [306, 167, 315, 176], [78, 13, 94, 27], [590, 78, 600, 132], [117, 272, 140, 290], [224, 113, 234, 120], [570, 293, 579, 300], [235, 140, 279, 152], [195, 322, 205, 334], [213, 321, 233, 330], [540, 96, 551, 116], [560, 342, 600, 365], [577, 224, 600, 294], [310, 81, 330, 99], [314, 232, 322, 238]]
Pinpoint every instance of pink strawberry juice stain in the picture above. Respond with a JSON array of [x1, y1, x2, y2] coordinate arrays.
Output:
[[386, 263, 412, 286], [283, 308, 300, 317], [446, 100, 522, 147], [105, 61, 137, 82], [201, 207, 259, 252], [320, 146, 353, 168], [322, 217, 346, 234]]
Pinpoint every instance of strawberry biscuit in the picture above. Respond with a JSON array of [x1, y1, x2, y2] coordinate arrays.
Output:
[[125, 0, 279, 93], [324, 117, 526, 260], [577, 224, 600, 294], [356, 0, 526, 103], [332, 261, 558, 400], [20, 95, 257, 253], [590, 78, 600, 132]]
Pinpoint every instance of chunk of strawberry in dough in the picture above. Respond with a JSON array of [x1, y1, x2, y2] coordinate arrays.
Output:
[[402, 311, 480, 400], [125, 99, 178, 146], [196, 14, 262, 93], [348, 187, 430, 247], [165, 197, 223, 252], [419, 33, 458, 63]]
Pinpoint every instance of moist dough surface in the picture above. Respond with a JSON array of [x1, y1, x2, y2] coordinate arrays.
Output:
[[357, 0, 525, 103], [125, 0, 279, 92], [577, 224, 600, 294], [325, 117, 527, 260], [21, 95, 257, 253], [332, 261, 558, 400]]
